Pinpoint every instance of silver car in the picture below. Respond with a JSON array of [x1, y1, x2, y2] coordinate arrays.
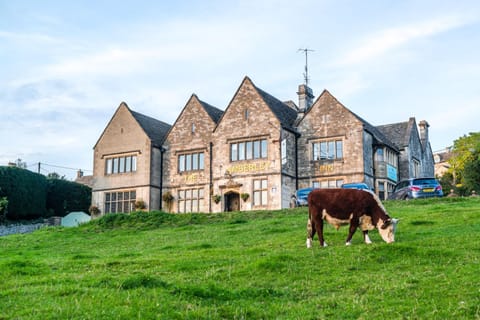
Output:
[[389, 178, 443, 200]]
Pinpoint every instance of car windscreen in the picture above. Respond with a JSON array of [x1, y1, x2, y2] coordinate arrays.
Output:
[[413, 178, 438, 185]]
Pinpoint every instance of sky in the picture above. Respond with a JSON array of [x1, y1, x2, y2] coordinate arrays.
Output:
[[1, 0, 479, 180]]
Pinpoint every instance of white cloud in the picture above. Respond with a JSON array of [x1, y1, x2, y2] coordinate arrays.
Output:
[[335, 15, 475, 67]]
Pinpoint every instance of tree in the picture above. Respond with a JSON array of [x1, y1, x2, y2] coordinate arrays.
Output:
[[447, 132, 480, 194]]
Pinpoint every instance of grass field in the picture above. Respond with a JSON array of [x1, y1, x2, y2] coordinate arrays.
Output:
[[1, 197, 479, 319]]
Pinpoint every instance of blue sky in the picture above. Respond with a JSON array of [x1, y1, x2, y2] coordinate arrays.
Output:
[[1, 0, 479, 180]]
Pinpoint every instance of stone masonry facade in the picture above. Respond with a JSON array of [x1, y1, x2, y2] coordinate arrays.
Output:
[[91, 76, 435, 215]]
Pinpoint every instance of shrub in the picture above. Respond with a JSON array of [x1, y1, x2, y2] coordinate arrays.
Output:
[[0, 166, 48, 219], [46, 179, 91, 217]]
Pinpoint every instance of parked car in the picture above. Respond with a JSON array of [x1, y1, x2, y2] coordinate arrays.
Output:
[[341, 182, 371, 191], [389, 178, 443, 200], [291, 187, 315, 207]]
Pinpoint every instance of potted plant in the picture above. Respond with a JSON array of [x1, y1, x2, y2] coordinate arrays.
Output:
[[88, 205, 101, 218], [240, 193, 250, 202], [212, 194, 221, 204], [162, 191, 174, 212], [134, 199, 147, 211]]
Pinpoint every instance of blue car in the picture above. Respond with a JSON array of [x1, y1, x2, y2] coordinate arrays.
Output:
[[292, 187, 315, 207], [341, 182, 371, 190]]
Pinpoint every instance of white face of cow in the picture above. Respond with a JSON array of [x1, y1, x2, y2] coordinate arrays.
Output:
[[377, 218, 399, 243]]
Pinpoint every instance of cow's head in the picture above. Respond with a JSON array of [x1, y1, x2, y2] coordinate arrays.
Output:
[[378, 218, 399, 243]]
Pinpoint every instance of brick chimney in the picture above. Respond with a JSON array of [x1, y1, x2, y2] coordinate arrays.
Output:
[[418, 120, 429, 147], [297, 84, 314, 112], [77, 169, 84, 179]]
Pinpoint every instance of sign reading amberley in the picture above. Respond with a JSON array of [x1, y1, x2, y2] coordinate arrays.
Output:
[[227, 161, 269, 174]]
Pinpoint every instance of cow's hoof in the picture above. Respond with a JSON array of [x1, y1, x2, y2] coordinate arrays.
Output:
[[306, 239, 312, 248], [345, 241, 351, 246], [322, 242, 328, 247]]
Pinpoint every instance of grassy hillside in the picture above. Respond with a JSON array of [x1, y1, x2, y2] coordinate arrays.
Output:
[[1, 197, 479, 319]]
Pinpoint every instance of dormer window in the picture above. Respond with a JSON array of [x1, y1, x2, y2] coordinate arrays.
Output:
[[191, 123, 196, 134], [244, 109, 249, 120]]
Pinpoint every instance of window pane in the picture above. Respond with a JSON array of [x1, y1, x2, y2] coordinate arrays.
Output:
[[261, 179, 267, 189], [105, 203, 110, 213], [336, 180, 344, 187], [106, 159, 113, 174], [328, 141, 335, 159], [231, 143, 238, 162], [192, 199, 198, 212], [199, 153, 204, 170], [132, 156, 137, 171], [186, 154, 192, 171], [119, 157, 125, 173], [105, 193, 111, 201], [130, 191, 136, 200], [192, 189, 198, 199], [261, 190, 268, 205], [320, 142, 327, 159], [178, 155, 185, 172], [192, 153, 198, 170], [185, 200, 191, 212], [178, 190, 185, 199], [124, 202, 129, 213], [186, 189, 192, 199], [199, 188, 204, 198], [113, 158, 119, 173], [336, 141, 343, 159], [112, 193, 117, 201], [313, 143, 320, 160], [111, 203, 117, 213], [254, 191, 260, 205], [118, 192, 123, 201], [126, 156, 132, 172], [253, 140, 260, 159], [178, 200, 184, 213], [254, 180, 260, 189], [238, 142, 245, 160], [261, 140, 267, 158], [246, 141, 253, 159]]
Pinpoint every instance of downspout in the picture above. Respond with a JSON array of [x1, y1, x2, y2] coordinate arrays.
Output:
[[209, 142, 213, 213], [159, 146, 165, 211], [295, 134, 299, 190]]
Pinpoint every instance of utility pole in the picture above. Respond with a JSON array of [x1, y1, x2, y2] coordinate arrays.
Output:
[[298, 48, 314, 86], [38, 162, 41, 174]]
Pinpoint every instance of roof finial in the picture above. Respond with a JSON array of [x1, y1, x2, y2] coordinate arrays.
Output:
[[298, 48, 314, 86]]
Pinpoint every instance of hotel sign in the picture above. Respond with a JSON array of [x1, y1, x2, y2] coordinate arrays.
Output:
[[387, 164, 397, 181], [227, 161, 269, 174]]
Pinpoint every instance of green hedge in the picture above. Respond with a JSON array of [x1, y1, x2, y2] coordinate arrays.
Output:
[[0, 166, 92, 220], [46, 179, 91, 217], [0, 166, 48, 220]]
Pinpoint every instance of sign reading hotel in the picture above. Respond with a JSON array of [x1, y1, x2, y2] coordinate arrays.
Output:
[[227, 161, 269, 174]]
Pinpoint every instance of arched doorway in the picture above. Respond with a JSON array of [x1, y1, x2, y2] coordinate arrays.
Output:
[[224, 192, 240, 212]]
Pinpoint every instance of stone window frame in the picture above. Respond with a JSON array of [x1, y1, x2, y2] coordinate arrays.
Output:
[[104, 190, 136, 214], [105, 154, 137, 175], [252, 178, 268, 206], [311, 138, 343, 161], [177, 188, 205, 213], [178, 151, 205, 173], [230, 138, 268, 162]]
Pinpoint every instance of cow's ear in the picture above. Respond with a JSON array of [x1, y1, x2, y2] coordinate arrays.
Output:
[[381, 219, 392, 229]]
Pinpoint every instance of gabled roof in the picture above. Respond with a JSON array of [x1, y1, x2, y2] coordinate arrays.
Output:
[[306, 90, 398, 151], [130, 109, 171, 147], [377, 117, 416, 150], [93, 102, 171, 149], [254, 83, 299, 132], [195, 95, 224, 123]]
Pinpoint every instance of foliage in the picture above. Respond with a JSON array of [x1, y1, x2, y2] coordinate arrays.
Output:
[[0, 198, 479, 319], [212, 194, 221, 204], [46, 179, 91, 217], [0, 196, 8, 222], [0, 166, 48, 219], [134, 199, 146, 210], [89, 205, 101, 217], [46, 172, 66, 180], [240, 192, 250, 202], [446, 132, 480, 194]]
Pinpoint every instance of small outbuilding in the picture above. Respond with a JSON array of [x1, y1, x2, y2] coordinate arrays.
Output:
[[61, 211, 91, 227]]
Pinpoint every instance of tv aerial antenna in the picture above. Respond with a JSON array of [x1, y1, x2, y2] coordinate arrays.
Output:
[[298, 48, 314, 86]]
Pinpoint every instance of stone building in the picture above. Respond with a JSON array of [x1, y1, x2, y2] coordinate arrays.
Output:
[[91, 102, 171, 214], [91, 76, 436, 214], [296, 88, 399, 199], [378, 117, 435, 181]]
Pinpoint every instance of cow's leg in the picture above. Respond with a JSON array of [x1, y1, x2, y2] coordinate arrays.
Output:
[[313, 214, 327, 247], [306, 217, 315, 248], [345, 220, 358, 246], [363, 230, 372, 244]]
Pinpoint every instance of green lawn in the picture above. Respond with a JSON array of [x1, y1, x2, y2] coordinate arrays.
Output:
[[1, 197, 479, 319]]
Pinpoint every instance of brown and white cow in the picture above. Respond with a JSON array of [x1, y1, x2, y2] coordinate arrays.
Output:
[[306, 188, 398, 248]]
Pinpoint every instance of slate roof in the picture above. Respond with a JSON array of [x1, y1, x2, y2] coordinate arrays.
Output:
[[197, 97, 224, 124], [376, 118, 414, 150], [354, 112, 399, 151], [130, 109, 172, 147], [253, 83, 299, 133]]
